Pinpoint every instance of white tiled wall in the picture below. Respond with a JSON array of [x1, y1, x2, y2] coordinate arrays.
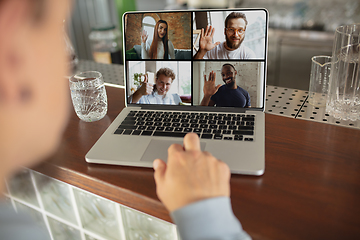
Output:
[[5, 169, 178, 240]]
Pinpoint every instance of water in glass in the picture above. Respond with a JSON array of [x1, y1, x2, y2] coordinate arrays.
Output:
[[326, 24, 360, 121], [69, 72, 107, 122]]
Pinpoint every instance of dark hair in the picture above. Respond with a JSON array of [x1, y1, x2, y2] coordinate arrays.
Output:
[[222, 63, 236, 72], [225, 12, 248, 28], [149, 20, 169, 59]]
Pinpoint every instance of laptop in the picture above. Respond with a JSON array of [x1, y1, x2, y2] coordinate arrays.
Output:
[[86, 8, 268, 175]]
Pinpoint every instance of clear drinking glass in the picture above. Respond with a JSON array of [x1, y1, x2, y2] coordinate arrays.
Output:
[[308, 56, 332, 107], [69, 71, 108, 122], [326, 24, 360, 121]]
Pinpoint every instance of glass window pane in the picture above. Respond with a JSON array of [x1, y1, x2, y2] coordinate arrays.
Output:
[[143, 16, 156, 25], [128, 61, 145, 94], [142, 17, 156, 44]]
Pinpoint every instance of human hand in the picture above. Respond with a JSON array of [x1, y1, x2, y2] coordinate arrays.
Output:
[[141, 30, 148, 43], [203, 71, 221, 97], [153, 133, 231, 212], [199, 26, 221, 52], [138, 74, 152, 96]]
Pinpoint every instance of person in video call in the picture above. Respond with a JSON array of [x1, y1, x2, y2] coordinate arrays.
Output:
[[200, 64, 251, 108], [0, 0, 250, 239], [141, 19, 175, 59], [194, 12, 256, 60], [129, 67, 182, 105]]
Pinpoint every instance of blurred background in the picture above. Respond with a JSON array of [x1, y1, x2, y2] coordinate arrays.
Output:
[[67, 0, 360, 90]]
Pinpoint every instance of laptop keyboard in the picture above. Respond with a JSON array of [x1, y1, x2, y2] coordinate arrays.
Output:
[[114, 110, 255, 141]]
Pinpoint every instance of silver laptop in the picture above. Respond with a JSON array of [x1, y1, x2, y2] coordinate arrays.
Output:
[[86, 8, 268, 175]]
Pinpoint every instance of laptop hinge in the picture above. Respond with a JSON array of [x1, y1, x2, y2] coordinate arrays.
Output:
[[137, 105, 248, 113]]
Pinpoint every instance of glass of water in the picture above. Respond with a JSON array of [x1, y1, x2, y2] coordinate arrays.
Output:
[[309, 56, 332, 107], [326, 24, 360, 121], [69, 71, 107, 122]]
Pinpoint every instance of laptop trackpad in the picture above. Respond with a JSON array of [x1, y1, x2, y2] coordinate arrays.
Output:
[[140, 139, 206, 163]]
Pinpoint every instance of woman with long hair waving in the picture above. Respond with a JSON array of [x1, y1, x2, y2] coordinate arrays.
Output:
[[141, 20, 175, 59]]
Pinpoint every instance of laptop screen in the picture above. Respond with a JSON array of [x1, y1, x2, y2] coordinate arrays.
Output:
[[123, 9, 268, 110]]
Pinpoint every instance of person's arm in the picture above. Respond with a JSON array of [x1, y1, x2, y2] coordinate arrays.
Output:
[[153, 133, 251, 240], [200, 95, 216, 106], [193, 47, 208, 60], [0, 204, 51, 240], [140, 30, 150, 59], [193, 26, 220, 59], [171, 197, 251, 240], [168, 40, 175, 59], [173, 93, 182, 105], [200, 71, 221, 106], [200, 94, 211, 106], [130, 75, 153, 103], [246, 91, 251, 107]]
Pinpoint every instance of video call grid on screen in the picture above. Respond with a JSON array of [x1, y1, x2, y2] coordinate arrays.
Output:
[[123, 9, 268, 109]]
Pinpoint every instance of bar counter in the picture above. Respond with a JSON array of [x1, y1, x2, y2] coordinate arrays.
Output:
[[31, 86, 360, 240]]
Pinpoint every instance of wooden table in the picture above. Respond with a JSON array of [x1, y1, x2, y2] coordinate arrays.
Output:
[[33, 86, 360, 240]]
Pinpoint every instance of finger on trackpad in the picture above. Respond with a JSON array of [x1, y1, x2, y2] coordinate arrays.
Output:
[[140, 139, 206, 163]]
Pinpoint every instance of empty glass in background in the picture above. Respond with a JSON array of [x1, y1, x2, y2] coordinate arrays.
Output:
[[69, 71, 108, 122], [308, 56, 332, 107], [326, 24, 360, 121]]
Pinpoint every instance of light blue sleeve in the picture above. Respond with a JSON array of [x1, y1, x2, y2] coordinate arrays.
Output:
[[137, 95, 148, 104], [171, 197, 251, 240], [0, 203, 51, 240], [172, 93, 182, 105]]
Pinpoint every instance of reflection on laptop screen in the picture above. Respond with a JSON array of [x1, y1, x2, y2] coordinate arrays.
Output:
[[123, 9, 268, 109]]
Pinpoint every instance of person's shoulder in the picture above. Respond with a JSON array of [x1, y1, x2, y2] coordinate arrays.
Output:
[[150, 91, 157, 97], [172, 93, 182, 104], [139, 91, 154, 102], [239, 44, 251, 51], [237, 86, 249, 94], [215, 85, 227, 94], [211, 86, 224, 100], [239, 45, 256, 58], [219, 84, 227, 90], [142, 39, 152, 49], [215, 42, 226, 52], [207, 42, 225, 55]]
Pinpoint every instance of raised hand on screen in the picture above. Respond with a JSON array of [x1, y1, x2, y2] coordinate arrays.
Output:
[[203, 71, 221, 97], [199, 26, 221, 52], [138, 74, 152, 96], [141, 30, 148, 43]]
